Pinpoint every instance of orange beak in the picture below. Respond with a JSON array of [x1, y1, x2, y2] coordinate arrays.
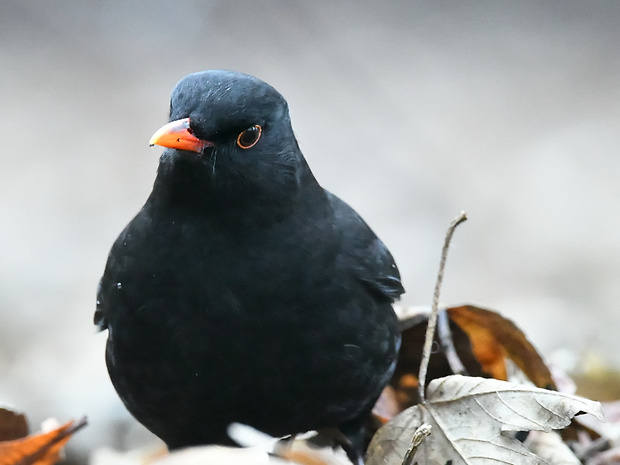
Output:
[[149, 118, 213, 153]]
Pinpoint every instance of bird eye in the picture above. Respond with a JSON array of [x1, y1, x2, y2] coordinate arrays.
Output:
[[236, 125, 262, 149]]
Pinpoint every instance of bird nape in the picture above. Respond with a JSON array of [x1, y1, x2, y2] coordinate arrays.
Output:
[[95, 70, 404, 464]]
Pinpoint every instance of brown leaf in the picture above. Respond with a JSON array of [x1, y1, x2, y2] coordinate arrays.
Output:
[[0, 417, 87, 465], [391, 308, 488, 410], [371, 386, 401, 424], [370, 306, 556, 444], [447, 305, 555, 389], [0, 409, 28, 442]]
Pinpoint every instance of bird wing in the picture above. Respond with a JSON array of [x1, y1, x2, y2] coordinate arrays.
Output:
[[326, 191, 405, 302], [94, 222, 136, 331]]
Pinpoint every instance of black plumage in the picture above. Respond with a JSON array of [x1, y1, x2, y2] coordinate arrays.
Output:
[[95, 70, 404, 462]]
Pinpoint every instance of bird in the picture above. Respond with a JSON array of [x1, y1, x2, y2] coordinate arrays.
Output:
[[95, 70, 404, 463]]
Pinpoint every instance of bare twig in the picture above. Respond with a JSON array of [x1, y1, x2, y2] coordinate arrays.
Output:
[[417, 212, 467, 402], [402, 423, 432, 465]]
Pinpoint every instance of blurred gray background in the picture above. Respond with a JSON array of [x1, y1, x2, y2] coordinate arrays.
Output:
[[1, 0, 619, 462]]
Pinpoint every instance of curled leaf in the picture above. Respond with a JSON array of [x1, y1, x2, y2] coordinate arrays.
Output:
[[0, 417, 87, 465], [367, 375, 603, 465]]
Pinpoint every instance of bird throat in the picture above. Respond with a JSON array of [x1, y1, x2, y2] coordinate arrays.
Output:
[[151, 149, 303, 229]]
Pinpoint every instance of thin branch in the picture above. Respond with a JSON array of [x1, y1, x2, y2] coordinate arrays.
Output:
[[418, 211, 467, 402], [402, 423, 432, 465]]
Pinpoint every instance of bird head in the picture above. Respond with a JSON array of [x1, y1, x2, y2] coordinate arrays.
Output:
[[149, 70, 310, 212]]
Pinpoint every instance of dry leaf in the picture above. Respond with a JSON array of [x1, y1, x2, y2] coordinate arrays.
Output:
[[571, 400, 620, 447], [587, 446, 620, 465], [448, 305, 555, 389], [227, 423, 352, 465], [372, 386, 401, 425], [151, 441, 351, 465], [366, 375, 603, 465], [392, 310, 486, 410], [0, 408, 28, 442], [525, 431, 581, 465], [277, 439, 354, 465], [0, 417, 86, 465], [151, 445, 286, 465], [391, 305, 556, 416], [89, 444, 167, 465]]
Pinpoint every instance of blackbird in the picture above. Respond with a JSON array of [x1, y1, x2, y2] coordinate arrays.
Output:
[[95, 70, 404, 462]]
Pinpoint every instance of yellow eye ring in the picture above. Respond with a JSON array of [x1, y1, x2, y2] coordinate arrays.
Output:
[[236, 125, 262, 149]]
